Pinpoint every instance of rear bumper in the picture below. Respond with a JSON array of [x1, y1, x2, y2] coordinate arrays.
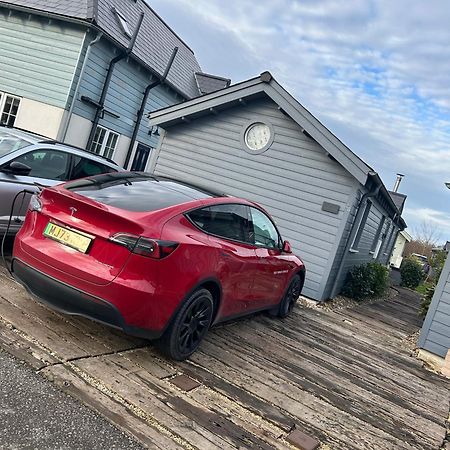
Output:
[[12, 258, 162, 340]]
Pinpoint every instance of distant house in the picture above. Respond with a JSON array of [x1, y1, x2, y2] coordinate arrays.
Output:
[[0, 0, 229, 169], [389, 230, 412, 269], [148, 72, 407, 301]]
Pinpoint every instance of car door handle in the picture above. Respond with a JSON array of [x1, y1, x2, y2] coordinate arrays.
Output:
[[219, 251, 232, 259]]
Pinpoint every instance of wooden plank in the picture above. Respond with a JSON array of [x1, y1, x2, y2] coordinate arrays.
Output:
[[0, 269, 146, 355], [189, 342, 417, 450], [41, 364, 183, 450], [111, 351, 293, 450], [0, 320, 58, 370], [244, 317, 446, 415], [0, 294, 87, 360], [209, 327, 445, 448], [73, 355, 233, 449]]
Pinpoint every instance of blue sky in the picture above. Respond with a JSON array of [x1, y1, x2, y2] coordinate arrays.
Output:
[[151, 0, 450, 242]]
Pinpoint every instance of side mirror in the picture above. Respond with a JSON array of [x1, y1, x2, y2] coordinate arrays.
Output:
[[282, 240, 292, 253], [2, 161, 32, 176]]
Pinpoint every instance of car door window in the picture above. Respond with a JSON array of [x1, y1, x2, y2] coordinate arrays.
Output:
[[11, 150, 70, 180], [187, 204, 252, 243], [70, 156, 117, 180], [249, 207, 280, 249]]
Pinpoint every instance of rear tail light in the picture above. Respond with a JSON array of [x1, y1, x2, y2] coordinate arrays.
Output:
[[110, 233, 178, 259], [29, 194, 42, 212]]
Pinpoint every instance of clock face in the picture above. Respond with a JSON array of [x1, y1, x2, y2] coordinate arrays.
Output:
[[244, 122, 271, 151]]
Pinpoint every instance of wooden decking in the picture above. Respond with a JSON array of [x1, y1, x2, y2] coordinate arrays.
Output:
[[0, 266, 448, 449]]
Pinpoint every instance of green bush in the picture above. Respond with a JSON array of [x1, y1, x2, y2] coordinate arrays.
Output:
[[368, 262, 389, 297], [341, 262, 389, 301], [419, 285, 435, 317], [400, 257, 423, 289]]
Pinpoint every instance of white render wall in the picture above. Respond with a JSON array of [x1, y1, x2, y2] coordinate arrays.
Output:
[[14, 97, 65, 139]]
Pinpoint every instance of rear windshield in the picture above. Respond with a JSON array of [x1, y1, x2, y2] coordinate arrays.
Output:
[[64, 172, 217, 212], [0, 130, 31, 157]]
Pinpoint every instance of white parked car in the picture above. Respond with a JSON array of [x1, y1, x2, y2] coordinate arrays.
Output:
[[0, 127, 123, 235]]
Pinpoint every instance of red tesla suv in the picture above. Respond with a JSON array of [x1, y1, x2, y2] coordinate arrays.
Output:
[[12, 172, 305, 360]]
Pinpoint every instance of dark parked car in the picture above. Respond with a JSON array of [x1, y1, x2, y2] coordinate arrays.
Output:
[[12, 172, 306, 360], [0, 127, 122, 235]]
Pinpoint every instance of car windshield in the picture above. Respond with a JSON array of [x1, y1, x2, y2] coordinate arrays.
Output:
[[0, 131, 31, 157]]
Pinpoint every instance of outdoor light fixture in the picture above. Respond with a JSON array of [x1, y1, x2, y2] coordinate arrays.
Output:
[[148, 126, 160, 136]]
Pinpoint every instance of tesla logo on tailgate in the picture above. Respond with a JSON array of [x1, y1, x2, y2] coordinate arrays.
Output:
[[69, 207, 77, 216]]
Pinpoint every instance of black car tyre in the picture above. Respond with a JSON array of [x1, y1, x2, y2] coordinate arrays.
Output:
[[273, 274, 301, 318], [158, 288, 214, 361]]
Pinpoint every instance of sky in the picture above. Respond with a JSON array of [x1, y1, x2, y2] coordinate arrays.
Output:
[[150, 0, 450, 242]]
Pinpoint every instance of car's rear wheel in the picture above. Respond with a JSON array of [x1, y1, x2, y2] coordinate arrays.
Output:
[[158, 288, 214, 361], [273, 274, 302, 318]]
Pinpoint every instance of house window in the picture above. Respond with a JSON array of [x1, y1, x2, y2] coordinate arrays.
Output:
[[90, 126, 119, 159], [383, 223, 396, 256], [0, 93, 21, 127], [350, 200, 372, 251], [371, 216, 386, 258]]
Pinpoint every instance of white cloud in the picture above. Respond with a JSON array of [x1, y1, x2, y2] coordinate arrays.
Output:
[[151, 0, 450, 238]]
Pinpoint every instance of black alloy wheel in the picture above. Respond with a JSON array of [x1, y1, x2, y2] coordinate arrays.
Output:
[[158, 288, 214, 361], [277, 275, 301, 318]]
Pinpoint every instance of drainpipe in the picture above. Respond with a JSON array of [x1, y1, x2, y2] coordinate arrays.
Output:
[[123, 46, 179, 169], [329, 173, 382, 298], [60, 31, 103, 141], [86, 12, 144, 150]]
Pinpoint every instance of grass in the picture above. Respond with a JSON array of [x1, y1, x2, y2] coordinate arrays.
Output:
[[415, 282, 434, 295]]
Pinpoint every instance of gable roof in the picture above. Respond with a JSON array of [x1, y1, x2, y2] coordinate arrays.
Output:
[[0, 0, 216, 99], [150, 71, 372, 184], [149, 71, 406, 228]]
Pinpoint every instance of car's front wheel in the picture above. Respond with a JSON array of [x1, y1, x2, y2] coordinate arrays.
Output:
[[158, 288, 214, 361], [273, 274, 302, 318]]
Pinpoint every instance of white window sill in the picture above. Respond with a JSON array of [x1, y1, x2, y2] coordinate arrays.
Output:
[[349, 248, 359, 253]]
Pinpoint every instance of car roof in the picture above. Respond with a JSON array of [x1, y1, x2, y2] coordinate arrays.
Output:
[[0, 126, 43, 143]]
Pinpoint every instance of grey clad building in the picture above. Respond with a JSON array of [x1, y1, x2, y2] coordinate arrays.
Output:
[[0, 0, 229, 169], [148, 72, 406, 301]]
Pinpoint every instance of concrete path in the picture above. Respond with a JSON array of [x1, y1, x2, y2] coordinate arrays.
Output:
[[0, 262, 448, 449]]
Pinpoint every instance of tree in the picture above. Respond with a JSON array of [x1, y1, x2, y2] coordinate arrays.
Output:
[[413, 221, 442, 247], [404, 221, 442, 260]]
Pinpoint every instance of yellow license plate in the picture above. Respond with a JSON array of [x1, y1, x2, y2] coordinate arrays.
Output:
[[43, 223, 93, 253]]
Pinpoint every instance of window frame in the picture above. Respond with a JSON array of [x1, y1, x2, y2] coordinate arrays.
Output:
[[89, 125, 120, 159], [350, 199, 372, 252], [370, 215, 386, 258], [0, 92, 21, 127]]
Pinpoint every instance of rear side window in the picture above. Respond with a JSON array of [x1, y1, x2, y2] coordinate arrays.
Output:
[[11, 149, 70, 180], [70, 156, 117, 180], [187, 204, 252, 243]]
